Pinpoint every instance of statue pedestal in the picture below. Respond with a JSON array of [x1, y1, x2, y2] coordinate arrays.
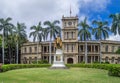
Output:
[[50, 49, 67, 69]]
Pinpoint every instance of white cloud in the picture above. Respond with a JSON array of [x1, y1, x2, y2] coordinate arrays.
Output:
[[107, 34, 120, 41], [0, 0, 110, 41]]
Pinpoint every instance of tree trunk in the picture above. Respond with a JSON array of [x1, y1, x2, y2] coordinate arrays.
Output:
[[2, 30, 4, 64], [49, 38, 52, 64], [37, 41, 39, 64], [9, 45, 11, 64], [85, 41, 87, 64], [16, 41, 19, 64], [100, 40, 102, 63]]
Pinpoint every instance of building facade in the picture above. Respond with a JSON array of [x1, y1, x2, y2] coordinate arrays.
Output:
[[21, 15, 120, 64]]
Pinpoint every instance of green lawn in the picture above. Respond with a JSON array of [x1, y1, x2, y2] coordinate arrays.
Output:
[[0, 68, 119, 83]]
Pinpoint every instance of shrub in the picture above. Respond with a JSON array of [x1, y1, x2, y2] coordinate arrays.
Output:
[[32, 60, 49, 64], [0, 63, 2, 72], [116, 48, 120, 54], [66, 64, 120, 77], [93, 61, 100, 64], [108, 66, 120, 77], [1, 64, 51, 72], [104, 61, 110, 64]]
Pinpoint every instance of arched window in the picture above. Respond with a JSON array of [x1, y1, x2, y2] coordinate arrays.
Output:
[[34, 57, 37, 61], [118, 57, 120, 63], [105, 57, 109, 62], [111, 57, 114, 63], [24, 57, 27, 64]]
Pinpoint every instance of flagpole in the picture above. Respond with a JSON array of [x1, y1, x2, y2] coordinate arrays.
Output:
[[70, 4, 72, 17]]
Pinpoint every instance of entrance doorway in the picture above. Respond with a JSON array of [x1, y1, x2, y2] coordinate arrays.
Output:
[[67, 58, 73, 64]]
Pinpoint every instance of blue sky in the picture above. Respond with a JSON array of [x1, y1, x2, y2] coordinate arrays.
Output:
[[79, 0, 120, 22], [78, 0, 120, 41], [0, 0, 120, 41]]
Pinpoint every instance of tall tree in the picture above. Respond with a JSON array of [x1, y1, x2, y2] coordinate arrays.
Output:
[[44, 20, 61, 64], [14, 22, 27, 64], [0, 17, 13, 64], [29, 22, 43, 64], [42, 28, 48, 42], [110, 13, 120, 35], [78, 17, 91, 64], [92, 20, 110, 63]]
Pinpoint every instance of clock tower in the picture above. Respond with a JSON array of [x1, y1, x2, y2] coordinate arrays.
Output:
[[62, 15, 79, 64]]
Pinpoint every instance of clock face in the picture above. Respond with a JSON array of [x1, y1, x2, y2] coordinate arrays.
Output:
[[68, 22, 72, 25]]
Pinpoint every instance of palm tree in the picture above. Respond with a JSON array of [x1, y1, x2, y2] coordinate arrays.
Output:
[[29, 22, 43, 64], [42, 28, 48, 42], [78, 17, 91, 64], [14, 22, 27, 64], [0, 17, 14, 64], [92, 20, 110, 63], [110, 13, 120, 35], [44, 20, 61, 64]]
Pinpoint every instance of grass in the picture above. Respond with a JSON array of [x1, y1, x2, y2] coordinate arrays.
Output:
[[0, 68, 120, 83]]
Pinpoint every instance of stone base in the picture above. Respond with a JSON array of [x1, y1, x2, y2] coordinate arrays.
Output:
[[50, 61, 68, 69], [49, 66, 68, 69]]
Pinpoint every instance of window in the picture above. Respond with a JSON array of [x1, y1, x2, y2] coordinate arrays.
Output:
[[80, 45, 83, 52], [67, 32, 69, 39], [95, 46, 98, 52], [111, 57, 114, 63], [118, 46, 120, 49], [105, 57, 109, 62], [71, 32, 73, 39], [92, 45, 94, 52], [34, 47, 37, 52], [73, 22, 76, 27], [105, 45, 108, 52], [44, 46, 47, 52], [29, 47, 32, 53], [88, 45, 91, 52], [64, 22, 66, 27], [52, 46, 54, 52], [118, 57, 120, 63], [72, 44, 74, 52], [64, 44, 67, 51], [64, 32, 67, 39], [67, 44, 69, 52], [34, 57, 37, 61], [24, 47, 26, 53], [73, 32, 75, 39], [112, 46, 114, 52]]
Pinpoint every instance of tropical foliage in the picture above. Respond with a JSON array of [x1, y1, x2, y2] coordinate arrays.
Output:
[[78, 17, 91, 64], [92, 20, 110, 63], [44, 20, 61, 64], [0, 13, 120, 64], [110, 13, 120, 35], [0, 17, 14, 64]]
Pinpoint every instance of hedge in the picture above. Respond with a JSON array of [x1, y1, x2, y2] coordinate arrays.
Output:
[[0, 64, 51, 72], [66, 64, 120, 77], [0, 64, 120, 77], [0, 64, 2, 72]]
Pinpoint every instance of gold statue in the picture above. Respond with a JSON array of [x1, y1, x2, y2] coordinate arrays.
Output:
[[54, 36, 62, 49]]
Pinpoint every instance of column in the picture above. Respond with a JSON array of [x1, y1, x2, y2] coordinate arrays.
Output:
[[90, 45, 92, 52], [43, 46, 44, 53], [94, 56, 95, 62], [94, 45, 95, 52], [98, 56, 99, 62], [48, 46, 49, 53], [91, 56, 93, 63]]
